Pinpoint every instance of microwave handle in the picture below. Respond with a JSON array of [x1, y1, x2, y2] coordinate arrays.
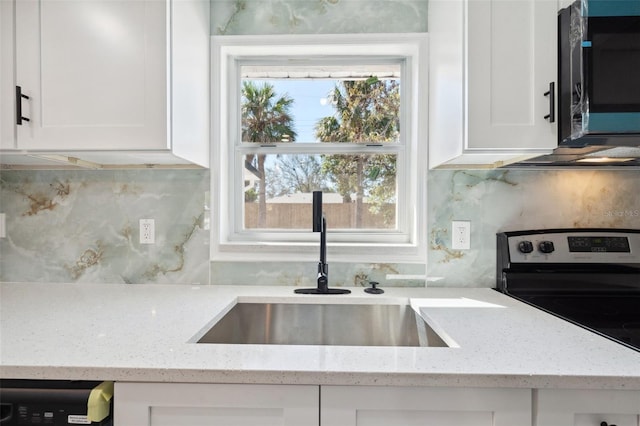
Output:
[[543, 82, 555, 123]]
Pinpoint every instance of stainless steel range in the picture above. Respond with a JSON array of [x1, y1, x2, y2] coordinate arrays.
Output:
[[496, 228, 640, 352]]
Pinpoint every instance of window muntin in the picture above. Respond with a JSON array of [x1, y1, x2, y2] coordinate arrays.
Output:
[[211, 34, 427, 262]]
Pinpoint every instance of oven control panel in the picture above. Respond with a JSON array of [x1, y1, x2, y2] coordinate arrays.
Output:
[[501, 230, 640, 263]]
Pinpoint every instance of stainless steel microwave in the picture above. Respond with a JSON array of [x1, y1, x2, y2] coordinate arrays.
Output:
[[558, 0, 640, 147]]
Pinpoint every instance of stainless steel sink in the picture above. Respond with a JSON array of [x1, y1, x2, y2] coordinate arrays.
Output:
[[196, 302, 449, 347]]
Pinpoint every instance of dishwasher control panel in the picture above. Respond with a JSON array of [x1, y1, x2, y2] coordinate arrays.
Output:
[[0, 380, 112, 426]]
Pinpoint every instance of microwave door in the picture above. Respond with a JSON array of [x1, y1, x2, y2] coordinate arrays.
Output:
[[558, 3, 640, 146], [585, 16, 640, 132]]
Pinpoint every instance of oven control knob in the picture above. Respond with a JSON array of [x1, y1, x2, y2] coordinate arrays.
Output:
[[518, 241, 534, 254], [539, 241, 555, 254]]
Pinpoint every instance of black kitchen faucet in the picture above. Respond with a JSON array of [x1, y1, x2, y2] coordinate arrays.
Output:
[[294, 191, 350, 295]]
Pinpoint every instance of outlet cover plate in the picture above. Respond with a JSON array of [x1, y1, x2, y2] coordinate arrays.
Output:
[[140, 219, 155, 244], [452, 220, 470, 250]]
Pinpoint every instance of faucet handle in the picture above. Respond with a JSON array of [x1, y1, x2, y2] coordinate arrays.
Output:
[[317, 274, 329, 293]]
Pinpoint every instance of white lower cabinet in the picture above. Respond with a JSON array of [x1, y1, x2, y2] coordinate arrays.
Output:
[[114, 382, 319, 426], [321, 386, 532, 426], [535, 389, 640, 426], [115, 383, 530, 426], [115, 383, 640, 426]]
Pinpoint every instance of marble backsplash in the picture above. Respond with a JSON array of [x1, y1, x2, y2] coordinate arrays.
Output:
[[1, 1, 639, 288], [0, 170, 210, 285], [211, 0, 429, 35], [427, 169, 640, 286], [1, 168, 638, 287]]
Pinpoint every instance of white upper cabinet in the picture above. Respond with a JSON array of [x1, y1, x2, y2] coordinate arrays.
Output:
[[0, 0, 14, 150], [1, 0, 209, 168], [15, 0, 166, 152], [429, 0, 558, 168]]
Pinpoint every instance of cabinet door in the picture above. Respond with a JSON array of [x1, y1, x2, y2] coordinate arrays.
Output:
[[15, 0, 167, 151], [1, 0, 15, 149], [114, 382, 319, 426], [536, 389, 640, 426], [467, 0, 558, 151], [321, 386, 531, 426]]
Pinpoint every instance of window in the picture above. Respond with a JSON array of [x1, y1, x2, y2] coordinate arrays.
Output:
[[211, 34, 428, 263]]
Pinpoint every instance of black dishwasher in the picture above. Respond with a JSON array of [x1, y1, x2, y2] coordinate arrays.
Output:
[[0, 380, 112, 426]]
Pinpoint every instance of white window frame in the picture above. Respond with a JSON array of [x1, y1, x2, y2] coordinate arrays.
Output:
[[210, 33, 428, 263]]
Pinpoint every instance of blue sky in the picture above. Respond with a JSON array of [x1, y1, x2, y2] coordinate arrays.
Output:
[[268, 79, 338, 143]]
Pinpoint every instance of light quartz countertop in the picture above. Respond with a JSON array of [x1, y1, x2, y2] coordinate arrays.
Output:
[[1, 283, 638, 389]]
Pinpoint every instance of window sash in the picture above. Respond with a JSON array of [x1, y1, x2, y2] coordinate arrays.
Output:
[[231, 149, 409, 240]]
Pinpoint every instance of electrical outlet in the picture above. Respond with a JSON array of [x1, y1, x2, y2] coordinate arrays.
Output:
[[139, 219, 155, 244], [451, 220, 471, 250]]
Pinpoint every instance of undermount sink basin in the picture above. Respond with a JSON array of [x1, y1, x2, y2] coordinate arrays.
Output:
[[196, 302, 449, 347]]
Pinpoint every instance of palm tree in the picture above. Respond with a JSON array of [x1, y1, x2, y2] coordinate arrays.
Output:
[[241, 81, 296, 227], [315, 78, 399, 228]]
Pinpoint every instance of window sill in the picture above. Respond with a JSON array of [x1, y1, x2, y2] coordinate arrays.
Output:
[[211, 241, 426, 263]]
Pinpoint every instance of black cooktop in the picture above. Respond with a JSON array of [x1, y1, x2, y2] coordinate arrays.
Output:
[[513, 293, 640, 352]]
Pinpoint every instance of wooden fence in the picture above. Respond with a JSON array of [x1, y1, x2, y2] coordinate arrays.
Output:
[[244, 203, 395, 229]]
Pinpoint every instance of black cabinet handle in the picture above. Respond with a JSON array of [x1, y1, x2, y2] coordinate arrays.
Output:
[[600, 422, 617, 426], [543, 81, 555, 123], [16, 85, 30, 125]]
